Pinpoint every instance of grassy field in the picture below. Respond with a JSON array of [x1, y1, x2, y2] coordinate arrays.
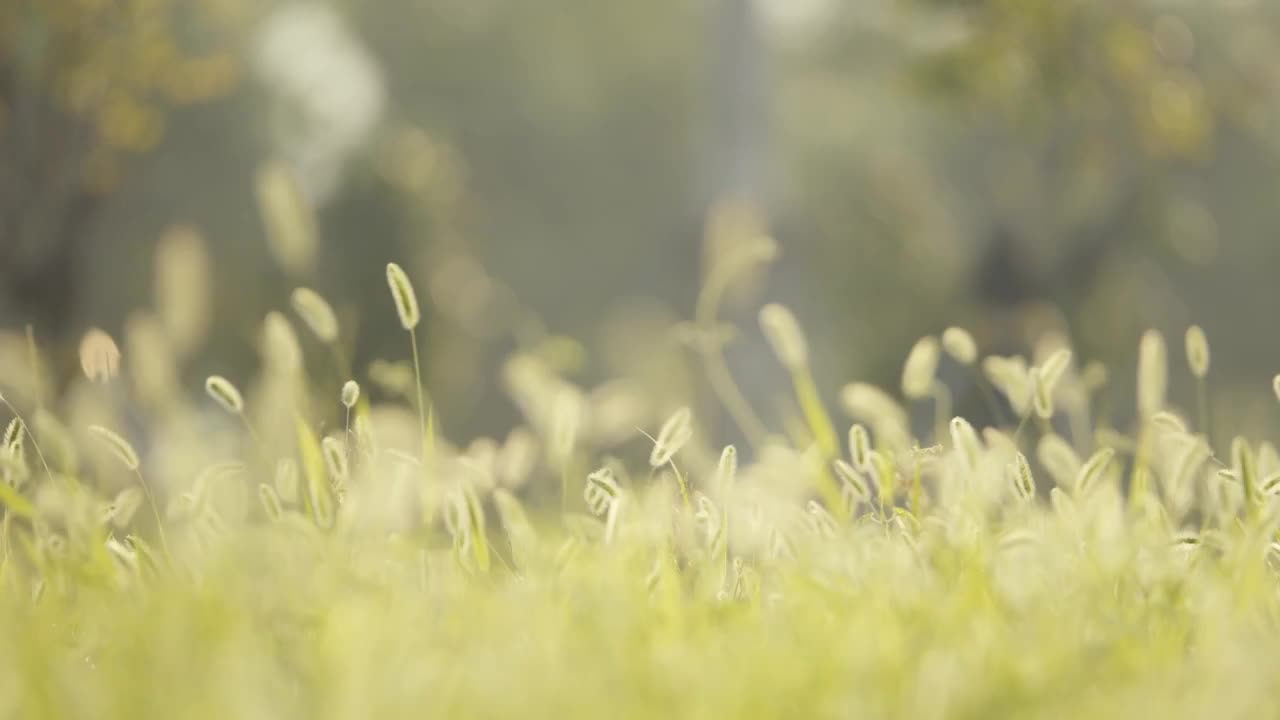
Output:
[[0, 253, 1277, 719]]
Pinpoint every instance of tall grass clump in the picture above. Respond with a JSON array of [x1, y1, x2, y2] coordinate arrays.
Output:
[[4, 237, 1280, 719]]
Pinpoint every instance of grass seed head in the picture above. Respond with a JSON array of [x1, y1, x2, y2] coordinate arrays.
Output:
[[154, 223, 211, 357], [205, 376, 244, 414], [1232, 436, 1259, 503], [3, 417, 23, 455], [901, 336, 941, 399], [1185, 325, 1210, 379], [1037, 434, 1082, 489], [341, 380, 361, 409], [109, 487, 143, 528], [1011, 452, 1035, 501], [258, 484, 284, 521], [1075, 447, 1115, 496], [759, 303, 809, 371], [322, 436, 349, 483], [983, 355, 1031, 416], [88, 425, 140, 471], [584, 467, 621, 516], [941, 327, 978, 365], [650, 407, 693, 468], [839, 383, 912, 455], [496, 428, 537, 489], [290, 287, 340, 343], [256, 160, 316, 275], [840, 383, 909, 428], [1151, 412, 1188, 434], [1031, 368, 1054, 420], [79, 328, 121, 384], [1028, 348, 1071, 420], [1039, 349, 1073, 390], [715, 445, 738, 496], [949, 417, 983, 471], [1138, 330, 1168, 418], [849, 423, 871, 471], [1261, 471, 1280, 497], [274, 458, 299, 504], [261, 311, 302, 374], [385, 262, 421, 331], [550, 389, 584, 465], [833, 459, 871, 507]]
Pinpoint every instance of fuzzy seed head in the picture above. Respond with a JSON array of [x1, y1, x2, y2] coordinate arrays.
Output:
[[110, 487, 143, 528], [1039, 349, 1073, 391], [1037, 434, 1081, 489], [3, 418, 23, 455], [849, 423, 871, 471], [256, 160, 316, 275], [261, 311, 302, 374], [549, 389, 584, 465], [205, 375, 244, 415], [1075, 447, 1115, 496], [833, 459, 871, 507], [385, 262, 421, 331], [258, 484, 284, 521], [584, 467, 621, 516], [497, 428, 537, 489], [840, 384, 909, 428], [941, 327, 978, 365], [154, 224, 211, 357], [715, 445, 738, 496], [1137, 330, 1168, 418], [1011, 452, 1035, 502], [79, 328, 121, 384], [949, 417, 983, 471], [1151, 412, 1188, 434], [88, 425, 140, 471], [1232, 436, 1259, 504], [650, 407, 693, 468], [759, 303, 809, 371], [321, 435, 349, 483], [1185, 326, 1210, 380], [901, 336, 941, 399], [1030, 368, 1054, 420], [274, 458, 299, 504], [290, 287, 340, 343], [983, 355, 1031, 415], [341, 380, 360, 409], [1171, 437, 1211, 494], [1081, 362, 1109, 392]]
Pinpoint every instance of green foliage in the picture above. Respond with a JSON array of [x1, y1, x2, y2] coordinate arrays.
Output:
[[0, 244, 1278, 718]]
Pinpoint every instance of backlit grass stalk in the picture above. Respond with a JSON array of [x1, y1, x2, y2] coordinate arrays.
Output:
[[341, 380, 360, 456], [88, 425, 171, 560], [205, 375, 262, 451], [291, 287, 352, 385], [387, 263, 428, 461], [0, 398, 53, 484], [649, 407, 694, 511], [1187, 325, 1212, 444], [692, 240, 777, 449], [1131, 331, 1168, 502], [759, 304, 842, 509]]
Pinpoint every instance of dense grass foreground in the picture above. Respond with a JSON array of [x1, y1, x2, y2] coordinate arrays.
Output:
[[0, 253, 1279, 719]]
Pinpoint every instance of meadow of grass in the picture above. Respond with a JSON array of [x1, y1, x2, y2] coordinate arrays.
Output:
[[0, 236, 1278, 719]]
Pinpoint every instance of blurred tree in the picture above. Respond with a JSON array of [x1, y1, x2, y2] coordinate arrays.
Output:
[[900, 0, 1279, 345], [763, 0, 1280, 399], [0, 0, 247, 343]]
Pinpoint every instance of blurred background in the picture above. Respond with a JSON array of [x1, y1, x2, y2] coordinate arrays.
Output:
[[3, 0, 1280, 448]]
